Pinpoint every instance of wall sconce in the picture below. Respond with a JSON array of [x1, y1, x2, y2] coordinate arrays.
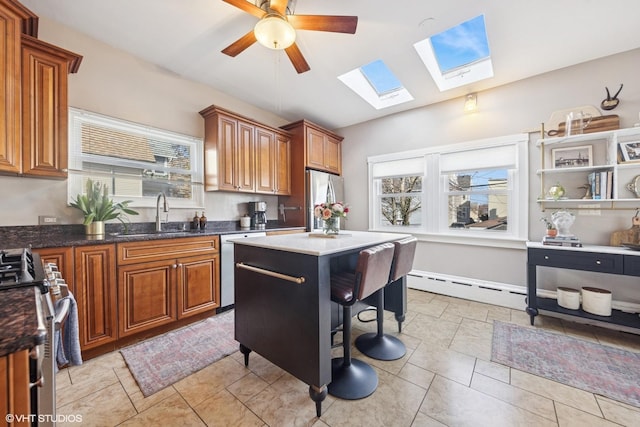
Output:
[[464, 93, 478, 112]]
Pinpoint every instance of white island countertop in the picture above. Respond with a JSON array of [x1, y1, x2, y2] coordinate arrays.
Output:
[[232, 230, 411, 256]]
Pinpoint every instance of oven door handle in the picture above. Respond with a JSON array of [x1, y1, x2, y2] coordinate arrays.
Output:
[[54, 298, 71, 330]]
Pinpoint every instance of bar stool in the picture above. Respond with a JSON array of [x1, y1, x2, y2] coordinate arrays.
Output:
[[355, 236, 417, 361], [328, 242, 395, 400]]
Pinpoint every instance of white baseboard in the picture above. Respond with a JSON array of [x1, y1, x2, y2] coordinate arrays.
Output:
[[407, 270, 640, 314]]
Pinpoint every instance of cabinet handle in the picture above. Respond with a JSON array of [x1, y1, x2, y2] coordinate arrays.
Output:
[[178, 263, 183, 268], [596, 260, 602, 265], [544, 255, 550, 260], [236, 262, 305, 284], [172, 264, 178, 269]]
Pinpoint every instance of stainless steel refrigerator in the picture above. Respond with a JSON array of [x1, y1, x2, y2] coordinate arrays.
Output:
[[306, 169, 345, 231]]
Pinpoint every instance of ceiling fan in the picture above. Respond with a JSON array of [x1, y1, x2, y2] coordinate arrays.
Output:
[[221, 0, 358, 74]]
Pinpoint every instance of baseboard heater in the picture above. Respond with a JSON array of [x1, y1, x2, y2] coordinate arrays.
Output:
[[407, 270, 528, 310], [407, 270, 640, 314]]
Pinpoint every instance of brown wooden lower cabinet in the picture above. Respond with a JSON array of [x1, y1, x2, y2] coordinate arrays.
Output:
[[37, 236, 220, 357], [117, 236, 220, 337], [118, 258, 177, 337], [75, 244, 118, 350], [1, 349, 30, 426]]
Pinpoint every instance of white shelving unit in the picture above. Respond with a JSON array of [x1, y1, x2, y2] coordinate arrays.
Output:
[[537, 127, 640, 210]]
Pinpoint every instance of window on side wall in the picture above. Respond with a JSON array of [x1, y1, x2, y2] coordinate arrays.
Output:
[[368, 134, 528, 246], [67, 108, 204, 209]]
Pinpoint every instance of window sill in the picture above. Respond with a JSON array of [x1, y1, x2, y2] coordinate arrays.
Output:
[[369, 227, 527, 249]]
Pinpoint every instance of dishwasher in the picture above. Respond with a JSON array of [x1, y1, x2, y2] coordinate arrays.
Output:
[[220, 232, 266, 308]]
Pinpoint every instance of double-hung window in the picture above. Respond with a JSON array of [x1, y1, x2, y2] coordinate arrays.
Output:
[[369, 134, 528, 246], [67, 108, 204, 209]]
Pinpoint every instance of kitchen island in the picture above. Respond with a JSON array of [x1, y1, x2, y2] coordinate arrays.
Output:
[[233, 230, 411, 416]]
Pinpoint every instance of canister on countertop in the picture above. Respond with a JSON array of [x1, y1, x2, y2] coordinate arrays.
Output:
[[192, 211, 200, 231]]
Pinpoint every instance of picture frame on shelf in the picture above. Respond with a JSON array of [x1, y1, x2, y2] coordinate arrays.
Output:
[[551, 145, 593, 169], [618, 141, 640, 163]]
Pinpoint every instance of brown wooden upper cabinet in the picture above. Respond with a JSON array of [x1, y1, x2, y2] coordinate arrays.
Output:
[[0, 0, 81, 178], [281, 119, 343, 176], [199, 105, 291, 195], [21, 35, 82, 178]]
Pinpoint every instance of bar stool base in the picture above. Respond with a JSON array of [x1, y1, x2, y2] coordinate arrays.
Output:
[[355, 333, 406, 361], [327, 357, 378, 400]]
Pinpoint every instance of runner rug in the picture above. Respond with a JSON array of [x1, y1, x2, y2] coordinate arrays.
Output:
[[120, 310, 237, 397], [491, 321, 640, 408]]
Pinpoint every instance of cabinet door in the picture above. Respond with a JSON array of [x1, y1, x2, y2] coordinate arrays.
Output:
[[275, 133, 291, 195], [177, 253, 220, 318], [255, 127, 276, 193], [324, 135, 342, 175], [35, 246, 74, 293], [237, 121, 255, 192], [217, 115, 237, 191], [21, 36, 71, 178], [1, 349, 30, 424], [118, 259, 177, 337], [0, 4, 21, 174], [75, 244, 117, 350], [305, 127, 326, 171]]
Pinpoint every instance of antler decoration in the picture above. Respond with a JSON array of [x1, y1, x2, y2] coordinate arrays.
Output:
[[601, 84, 623, 110]]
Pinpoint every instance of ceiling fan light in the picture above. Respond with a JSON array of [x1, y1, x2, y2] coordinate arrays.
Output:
[[254, 14, 296, 50]]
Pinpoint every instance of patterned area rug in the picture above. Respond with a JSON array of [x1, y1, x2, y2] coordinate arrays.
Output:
[[491, 321, 640, 408], [120, 310, 237, 397]]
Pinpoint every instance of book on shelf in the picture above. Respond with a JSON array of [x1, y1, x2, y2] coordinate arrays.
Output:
[[587, 170, 613, 200]]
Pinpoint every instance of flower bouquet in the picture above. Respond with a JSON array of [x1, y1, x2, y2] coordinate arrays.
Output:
[[314, 201, 348, 235]]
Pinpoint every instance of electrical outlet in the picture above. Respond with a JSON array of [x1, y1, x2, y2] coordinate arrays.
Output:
[[38, 215, 59, 225]]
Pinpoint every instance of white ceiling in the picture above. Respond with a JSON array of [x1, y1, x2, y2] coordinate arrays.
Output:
[[20, 0, 640, 130]]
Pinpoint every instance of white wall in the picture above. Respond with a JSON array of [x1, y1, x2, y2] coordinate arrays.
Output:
[[0, 17, 286, 226], [337, 48, 640, 291]]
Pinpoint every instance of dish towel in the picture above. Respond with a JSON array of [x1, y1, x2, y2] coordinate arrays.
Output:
[[55, 291, 83, 371]]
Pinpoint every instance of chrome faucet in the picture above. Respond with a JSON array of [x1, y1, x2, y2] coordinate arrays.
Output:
[[155, 192, 169, 232]]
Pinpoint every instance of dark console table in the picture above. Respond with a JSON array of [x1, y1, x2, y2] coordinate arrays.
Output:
[[526, 242, 640, 335]]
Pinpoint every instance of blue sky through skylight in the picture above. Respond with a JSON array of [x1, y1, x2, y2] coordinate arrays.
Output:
[[430, 15, 490, 73], [360, 60, 403, 95]]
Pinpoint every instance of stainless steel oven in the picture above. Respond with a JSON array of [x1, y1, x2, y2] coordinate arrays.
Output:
[[1, 249, 70, 427]]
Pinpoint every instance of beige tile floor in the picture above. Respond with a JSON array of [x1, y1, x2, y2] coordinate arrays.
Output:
[[55, 289, 640, 426]]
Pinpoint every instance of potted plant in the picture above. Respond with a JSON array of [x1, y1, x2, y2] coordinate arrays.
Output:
[[70, 178, 138, 235], [540, 216, 557, 237]]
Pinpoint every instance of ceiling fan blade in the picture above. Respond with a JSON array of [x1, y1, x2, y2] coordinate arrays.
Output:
[[288, 15, 358, 34], [222, 0, 265, 19], [269, 0, 287, 15], [285, 43, 310, 74], [221, 30, 257, 57]]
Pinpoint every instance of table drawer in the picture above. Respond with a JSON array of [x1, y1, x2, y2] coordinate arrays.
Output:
[[529, 248, 623, 274], [623, 255, 640, 276]]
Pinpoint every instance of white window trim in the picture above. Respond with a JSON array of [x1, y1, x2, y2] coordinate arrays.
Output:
[[68, 108, 204, 209], [368, 134, 528, 248]]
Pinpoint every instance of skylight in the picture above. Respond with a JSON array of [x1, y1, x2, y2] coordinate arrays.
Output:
[[414, 14, 493, 91], [338, 59, 413, 110]]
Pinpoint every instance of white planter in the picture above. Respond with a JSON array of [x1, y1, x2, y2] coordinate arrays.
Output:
[[581, 287, 612, 316], [557, 286, 580, 310]]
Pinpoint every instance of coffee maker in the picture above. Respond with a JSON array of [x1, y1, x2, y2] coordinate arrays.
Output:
[[248, 201, 267, 229]]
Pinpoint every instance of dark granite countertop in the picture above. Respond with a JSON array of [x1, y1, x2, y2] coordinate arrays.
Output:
[[0, 286, 46, 357], [0, 221, 306, 249]]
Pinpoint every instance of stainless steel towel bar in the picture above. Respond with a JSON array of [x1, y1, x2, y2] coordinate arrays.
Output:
[[236, 262, 306, 284]]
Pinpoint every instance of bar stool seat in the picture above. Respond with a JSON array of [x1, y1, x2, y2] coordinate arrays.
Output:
[[328, 242, 395, 400], [355, 236, 417, 361]]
